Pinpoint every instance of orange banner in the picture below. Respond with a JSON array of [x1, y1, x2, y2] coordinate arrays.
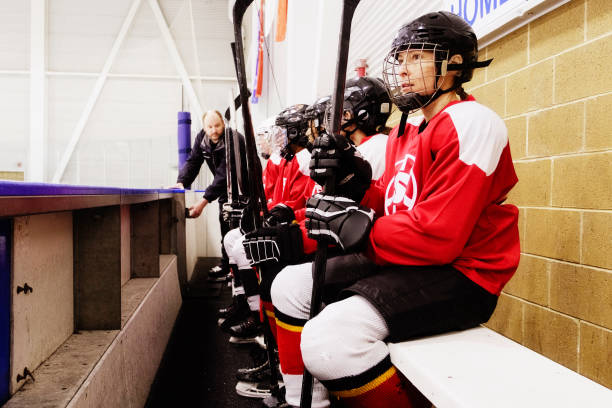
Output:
[[275, 0, 287, 42]]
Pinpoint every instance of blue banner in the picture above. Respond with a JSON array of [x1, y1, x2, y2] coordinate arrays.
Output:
[[0, 220, 10, 404]]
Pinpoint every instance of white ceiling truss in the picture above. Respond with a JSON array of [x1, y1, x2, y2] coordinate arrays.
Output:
[[52, 0, 142, 183], [38, 0, 220, 183]]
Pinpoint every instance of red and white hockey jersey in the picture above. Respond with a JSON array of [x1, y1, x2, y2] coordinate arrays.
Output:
[[356, 133, 388, 181], [361, 96, 520, 295], [267, 149, 315, 214], [263, 152, 282, 204]]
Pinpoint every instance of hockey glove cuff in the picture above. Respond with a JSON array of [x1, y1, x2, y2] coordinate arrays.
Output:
[[305, 194, 375, 252]]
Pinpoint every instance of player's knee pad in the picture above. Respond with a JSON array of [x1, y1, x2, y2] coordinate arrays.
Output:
[[224, 228, 250, 269], [300, 308, 345, 378], [223, 228, 242, 255], [270, 263, 313, 319], [301, 296, 391, 381]]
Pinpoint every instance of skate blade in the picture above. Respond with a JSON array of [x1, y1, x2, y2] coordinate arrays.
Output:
[[229, 335, 259, 344], [255, 334, 267, 350], [235, 381, 272, 399]]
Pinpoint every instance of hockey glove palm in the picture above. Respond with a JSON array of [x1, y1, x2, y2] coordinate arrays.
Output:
[[305, 194, 375, 252]]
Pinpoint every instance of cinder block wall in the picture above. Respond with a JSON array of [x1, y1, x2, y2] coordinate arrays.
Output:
[[466, 0, 611, 389]]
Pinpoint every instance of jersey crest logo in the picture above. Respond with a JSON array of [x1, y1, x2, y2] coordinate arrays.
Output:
[[384, 154, 418, 215]]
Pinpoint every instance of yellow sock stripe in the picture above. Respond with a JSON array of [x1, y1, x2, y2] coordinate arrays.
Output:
[[330, 366, 397, 398], [275, 317, 303, 333], [264, 309, 275, 318]]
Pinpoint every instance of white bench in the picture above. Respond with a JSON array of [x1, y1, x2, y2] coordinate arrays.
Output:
[[388, 327, 612, 408]]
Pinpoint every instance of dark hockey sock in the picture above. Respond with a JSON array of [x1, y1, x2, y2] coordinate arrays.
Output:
[[237, 268, 259, 297], [238, 268, 260, 312]]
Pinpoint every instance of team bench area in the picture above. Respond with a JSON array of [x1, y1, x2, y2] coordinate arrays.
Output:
[[388, 326, 612, 408]]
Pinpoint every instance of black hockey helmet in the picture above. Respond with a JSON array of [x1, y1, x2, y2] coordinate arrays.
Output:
[[382, 11, 492, 114], [305, 95, 331, 132], [275, 103, 309, 147], [275, 104, 309, 159], [325, 76, 392, 136]]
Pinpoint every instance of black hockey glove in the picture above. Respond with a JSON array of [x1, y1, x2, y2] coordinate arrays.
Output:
[[264, 203, 296, 227], [305, 194, 375, 252], [238, 206, 256, 234], [243, 222, 304, 266], [309, 134, 372, 202], [222, 201, 246, 227]]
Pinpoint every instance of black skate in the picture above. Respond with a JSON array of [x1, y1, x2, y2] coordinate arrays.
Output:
[[208, 264, 229, 282], [228, 313, 262, 339], [218, 295, 250, 329]]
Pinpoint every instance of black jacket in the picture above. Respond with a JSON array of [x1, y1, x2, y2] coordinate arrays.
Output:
[[177, 129, 248, 204]]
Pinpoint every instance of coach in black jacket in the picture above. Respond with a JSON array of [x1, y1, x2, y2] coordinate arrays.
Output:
[[171, 110, 241, 277]]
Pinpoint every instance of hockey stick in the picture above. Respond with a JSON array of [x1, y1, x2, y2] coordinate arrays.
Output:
[[232, 1, 268, 227], [224, 89, 251, 227], [225, 91, 238, 208], [232, 1, 283, 404], [300, 1, 361, 407]]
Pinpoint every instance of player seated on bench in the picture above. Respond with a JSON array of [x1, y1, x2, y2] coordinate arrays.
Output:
[[268, 11, 518, 408], [244, 78, 393, 407]]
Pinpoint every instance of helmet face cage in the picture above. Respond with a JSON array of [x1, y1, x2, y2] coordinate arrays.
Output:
[[305, 96, 330, 136], [275, 104, 309, 147], [323, 81, 390, 135], [270, 125, 287, 155], [382, 42, 450, 114], [255, 127, 272, 160]]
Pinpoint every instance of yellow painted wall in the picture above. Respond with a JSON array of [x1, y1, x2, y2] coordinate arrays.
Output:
[[465, 0, 611, 389], [0, 171, 24, 181]]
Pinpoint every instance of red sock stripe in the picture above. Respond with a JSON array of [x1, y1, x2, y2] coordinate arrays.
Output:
[[335, 369, 430, 408], [275, 320, 304, 375], [261, 300, 277, 341]]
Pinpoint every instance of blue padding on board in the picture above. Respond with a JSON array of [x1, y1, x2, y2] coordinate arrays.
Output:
[[158, 188, 185, 194], [0, 181, 121, 196], [0, 220, 10, 405], [0, 181, 187, 197], [120, 188, 159, 195]]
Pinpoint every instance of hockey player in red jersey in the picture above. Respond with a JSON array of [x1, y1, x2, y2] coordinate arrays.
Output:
[[300, 77, 391, 255], [257, 118, 286, 203], [270, 11, 519, 408], [221, 104, 314, 343]]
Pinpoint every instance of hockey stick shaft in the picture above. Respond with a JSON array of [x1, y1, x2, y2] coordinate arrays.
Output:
[[300, 1, 361, 407], [232, 0, 267, 228], [225, 92, 236, 204], [231, 0, 283, 399]]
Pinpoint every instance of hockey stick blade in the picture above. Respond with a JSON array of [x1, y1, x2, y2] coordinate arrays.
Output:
[[224, 88, 251, 121]]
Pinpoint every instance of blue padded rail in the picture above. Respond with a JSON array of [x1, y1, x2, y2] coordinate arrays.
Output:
[[0, 181, 121, 196], [0, 220, 10, 405], [0, 181, 185, 197]]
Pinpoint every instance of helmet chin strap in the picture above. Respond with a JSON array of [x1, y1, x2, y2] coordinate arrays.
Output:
[[280, 144, 295, 160], [340, 110, 368, 141]]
